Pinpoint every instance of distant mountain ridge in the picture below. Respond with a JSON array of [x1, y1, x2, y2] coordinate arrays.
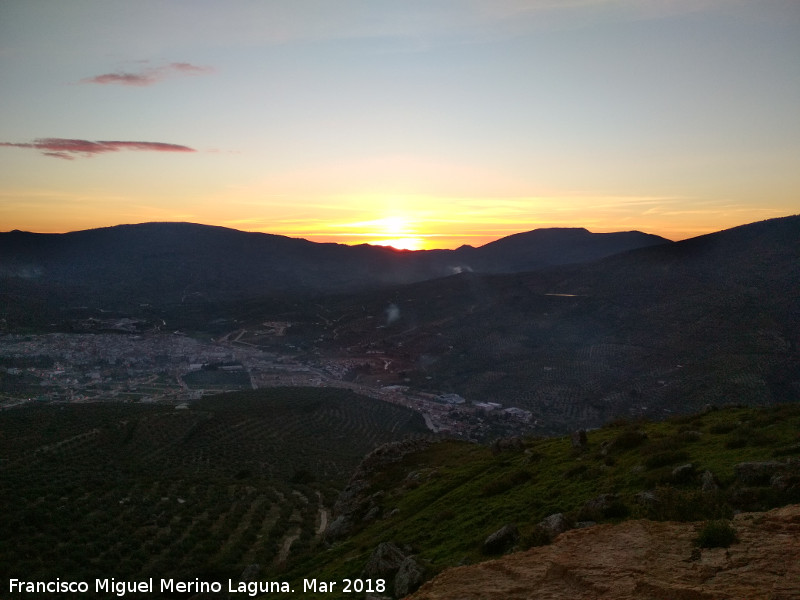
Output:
[[303, 215, 800, 431], [0, 222, 669, 309]]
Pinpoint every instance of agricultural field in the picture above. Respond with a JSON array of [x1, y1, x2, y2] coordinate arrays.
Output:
[[0, 387, 428, 591]]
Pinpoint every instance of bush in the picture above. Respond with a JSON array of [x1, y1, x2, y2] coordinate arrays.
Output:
[[610, 430, 648, 452], [644, 450, 690, 470], [694, 520, 737, 548], [521, 525, 552, 548]]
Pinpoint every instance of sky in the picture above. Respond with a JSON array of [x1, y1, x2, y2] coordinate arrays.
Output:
[[1, 0, 798, 250]]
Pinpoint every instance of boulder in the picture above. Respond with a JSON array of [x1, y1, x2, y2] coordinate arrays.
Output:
[[394, 556, 426, 597], [634, 490, 660, 509], [580, 493, 623, 520], [239, 564, 260, 581], [701, 470, 718, 494], [671, 463, 695, 483], [332, 479, 369, 516], [483, 524, 519, 554], [537, 513, 570, 539], [362, 542, 407, 579], [324, 515, 354, 541]]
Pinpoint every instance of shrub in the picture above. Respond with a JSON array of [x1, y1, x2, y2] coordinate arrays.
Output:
[[644, 450, 690, 470], [610, 430, 648, 452], [694, 520, 737, 548], [521, 525, 552, 548]]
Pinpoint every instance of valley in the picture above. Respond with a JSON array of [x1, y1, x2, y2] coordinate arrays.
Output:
[[1, 216, 799, 598]]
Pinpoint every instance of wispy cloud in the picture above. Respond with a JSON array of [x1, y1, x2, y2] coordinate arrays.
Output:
[[0, 138, 196, 160], [79, 62, 213, 87]]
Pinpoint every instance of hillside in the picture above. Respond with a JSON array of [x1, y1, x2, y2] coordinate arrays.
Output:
[[284, 403, 800, 598]]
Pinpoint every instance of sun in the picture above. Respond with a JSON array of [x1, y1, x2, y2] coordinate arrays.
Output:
[[371, 237, 425, 250], [366, 216, 426, 250]]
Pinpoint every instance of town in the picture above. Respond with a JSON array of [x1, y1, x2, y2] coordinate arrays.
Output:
[[0, 326, 536, 441]]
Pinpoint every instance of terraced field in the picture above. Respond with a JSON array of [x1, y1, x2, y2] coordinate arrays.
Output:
[[0, 388, 428, 588]]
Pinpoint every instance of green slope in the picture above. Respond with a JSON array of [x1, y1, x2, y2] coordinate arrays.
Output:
[[284, 403, 800, 598]]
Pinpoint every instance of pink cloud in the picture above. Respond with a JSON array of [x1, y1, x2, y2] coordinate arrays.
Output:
[[80, 62, 213, 87], [0, 138, 196, 159]]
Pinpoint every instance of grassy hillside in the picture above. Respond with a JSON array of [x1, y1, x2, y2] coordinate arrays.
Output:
[[284, 403, 800, 598], [0, 388, 428, 591]]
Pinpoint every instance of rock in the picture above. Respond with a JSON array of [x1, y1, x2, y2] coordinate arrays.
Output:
[[679, 430, 703, 442], [239, 564, 260, 581], [332, 479, 370, 517], [406, 504, 800, 600], [571, 429, 588, 450], [362, 542, 407, 579], [734, 461, 787, 485], [671, 463, 695, 483], [580, 493, 624, 520], [634, 490, 660, 508], [701, 470, 718, 494], [771, 473, 800, 492], [537, 513, 570, 538], [482, 524, 519, 554], [326, 440, 433, 541], [324, 515, 353, 541], [394, 556, 426, 597]]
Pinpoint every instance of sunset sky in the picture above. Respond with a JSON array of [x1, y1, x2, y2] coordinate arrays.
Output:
[[1, 0, 798, 250]]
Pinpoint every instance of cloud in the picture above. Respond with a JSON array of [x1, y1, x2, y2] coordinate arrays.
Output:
[[79, 62, 213, 87], [0, 138, 196, 160]]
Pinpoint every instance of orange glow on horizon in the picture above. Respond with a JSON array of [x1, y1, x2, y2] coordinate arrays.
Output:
[[366, 237, 426, 251], [5, 191, 794, 250]]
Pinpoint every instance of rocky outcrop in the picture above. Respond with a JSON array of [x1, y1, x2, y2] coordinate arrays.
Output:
[[407, 504, 800, 600], [394, 556, 426, 597], [362, 542, 407, 579], [325, 439, 432, 540], [361, 542, 427, 598]]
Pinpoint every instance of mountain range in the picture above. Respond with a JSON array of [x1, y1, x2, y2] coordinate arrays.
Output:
[[1, 215, 798, 432], [0, 222, 667, 310]]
